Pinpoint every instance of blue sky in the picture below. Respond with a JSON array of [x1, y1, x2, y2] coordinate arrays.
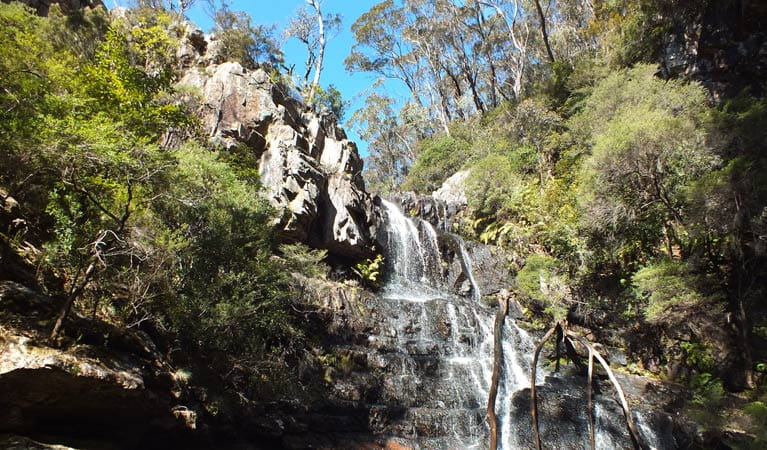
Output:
[[112, 0, 411, 157]]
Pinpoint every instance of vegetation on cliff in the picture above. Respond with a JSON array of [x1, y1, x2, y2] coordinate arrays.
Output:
[[0, 2, 313, 404]]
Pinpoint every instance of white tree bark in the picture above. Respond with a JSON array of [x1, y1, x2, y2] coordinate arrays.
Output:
[[307, 0, 324, 103]]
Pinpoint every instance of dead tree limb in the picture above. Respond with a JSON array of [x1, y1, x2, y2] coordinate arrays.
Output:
[[587, 347, 595, 450], [555, 324, 563, 372], [487, 295, 510, 450], [566, 331, 643, 450], [531, 323, 559, 450]]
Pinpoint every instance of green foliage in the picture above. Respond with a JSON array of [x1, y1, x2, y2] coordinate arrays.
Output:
[[81, 26, 191, 136], [631, 260, 724, 325], [0, 2, 300, 381], [212, 8, 282, 69], [150, 142, 295, 355], [466, 154, 523, 219], [515, 254, 570, 321], [354, 253, 384, 287], [744, 394, 767, 449], [314, 84, 348, 121], [279, 243, 329, 279], [117, 7, 181, 69], [573, 64, 715, 264], [402, 135, 471, 193], [681, 342, 716, 373], [687, 372, 725, 432]]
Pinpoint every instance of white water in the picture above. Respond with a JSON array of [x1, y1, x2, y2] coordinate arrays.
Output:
[[376, 199, 664, 449], [378, 200, 535, 448]]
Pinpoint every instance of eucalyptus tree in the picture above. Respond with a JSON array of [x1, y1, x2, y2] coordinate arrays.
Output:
[[477, 0, 533, 100], [350, 93, 431, 194], [285, 0, 342, 103], [346, 1, 424, 105], [130, 0, 198, 14]]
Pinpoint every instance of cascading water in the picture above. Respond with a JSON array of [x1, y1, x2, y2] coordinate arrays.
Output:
[[376, 200, 535, 448], [374, 199, 664, 449]]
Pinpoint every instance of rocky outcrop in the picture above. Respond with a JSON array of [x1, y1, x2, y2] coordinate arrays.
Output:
[[178, 43, 376, 259], [392, 171, 469, 234], [661, 0, 767, 100], [0, 282, 201, 449], [432, 170, 469, 207]]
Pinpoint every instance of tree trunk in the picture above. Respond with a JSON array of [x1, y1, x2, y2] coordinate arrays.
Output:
[[307, 0, 324, 103], [533, 0, 555, 63], [735, 264, 757, 389], [487, 295, 510, 450], [587, 348, 595, 450], [50, 259, 97, 340]]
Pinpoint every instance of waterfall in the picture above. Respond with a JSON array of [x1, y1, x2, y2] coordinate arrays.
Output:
[[454, 234, 482, 301], [377, 199, 534, 448], [374, 199, 662, 449]]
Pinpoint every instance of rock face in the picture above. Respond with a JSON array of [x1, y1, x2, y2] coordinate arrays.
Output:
[[508, 373, 693, 450], [432, 170, 469, 207], [661, 1, 767, 100], [391, 170, 470, 235], [0, 282, 198, 449], [179, 50, 376, 259]]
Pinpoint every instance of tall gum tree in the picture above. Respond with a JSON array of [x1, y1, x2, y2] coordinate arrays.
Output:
[[285, 0, 341, 103]]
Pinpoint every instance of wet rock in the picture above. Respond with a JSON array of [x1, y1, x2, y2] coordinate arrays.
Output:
[[509, 373, 690, 449]]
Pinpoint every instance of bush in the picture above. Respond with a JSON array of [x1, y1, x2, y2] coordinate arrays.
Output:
[[744, 395, 767, 449], [573, 64, 716, 263], [631, 259, 724, 325], [515, 254, 570, 321], [279, 243, 329, 279], [354, 253, 384, 287], [402, 135, 471, 193], [156, 143, 297, 356], [687, 372, 726, 432], [466, 154, 523, 219], [212, 9, 282, 69]]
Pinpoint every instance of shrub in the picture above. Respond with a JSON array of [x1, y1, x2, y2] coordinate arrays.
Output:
[[465, 154, 523, 219], [515, 254, 570, 321], [631, 259, 725, 325], [402, 135, 471, 193], [279, 243, 329, 279]]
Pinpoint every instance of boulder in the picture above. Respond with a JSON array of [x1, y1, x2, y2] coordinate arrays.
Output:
[[432, 170, 469, 207]]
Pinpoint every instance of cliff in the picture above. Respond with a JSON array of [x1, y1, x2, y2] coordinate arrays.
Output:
[[175, 27, 377, 261]]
